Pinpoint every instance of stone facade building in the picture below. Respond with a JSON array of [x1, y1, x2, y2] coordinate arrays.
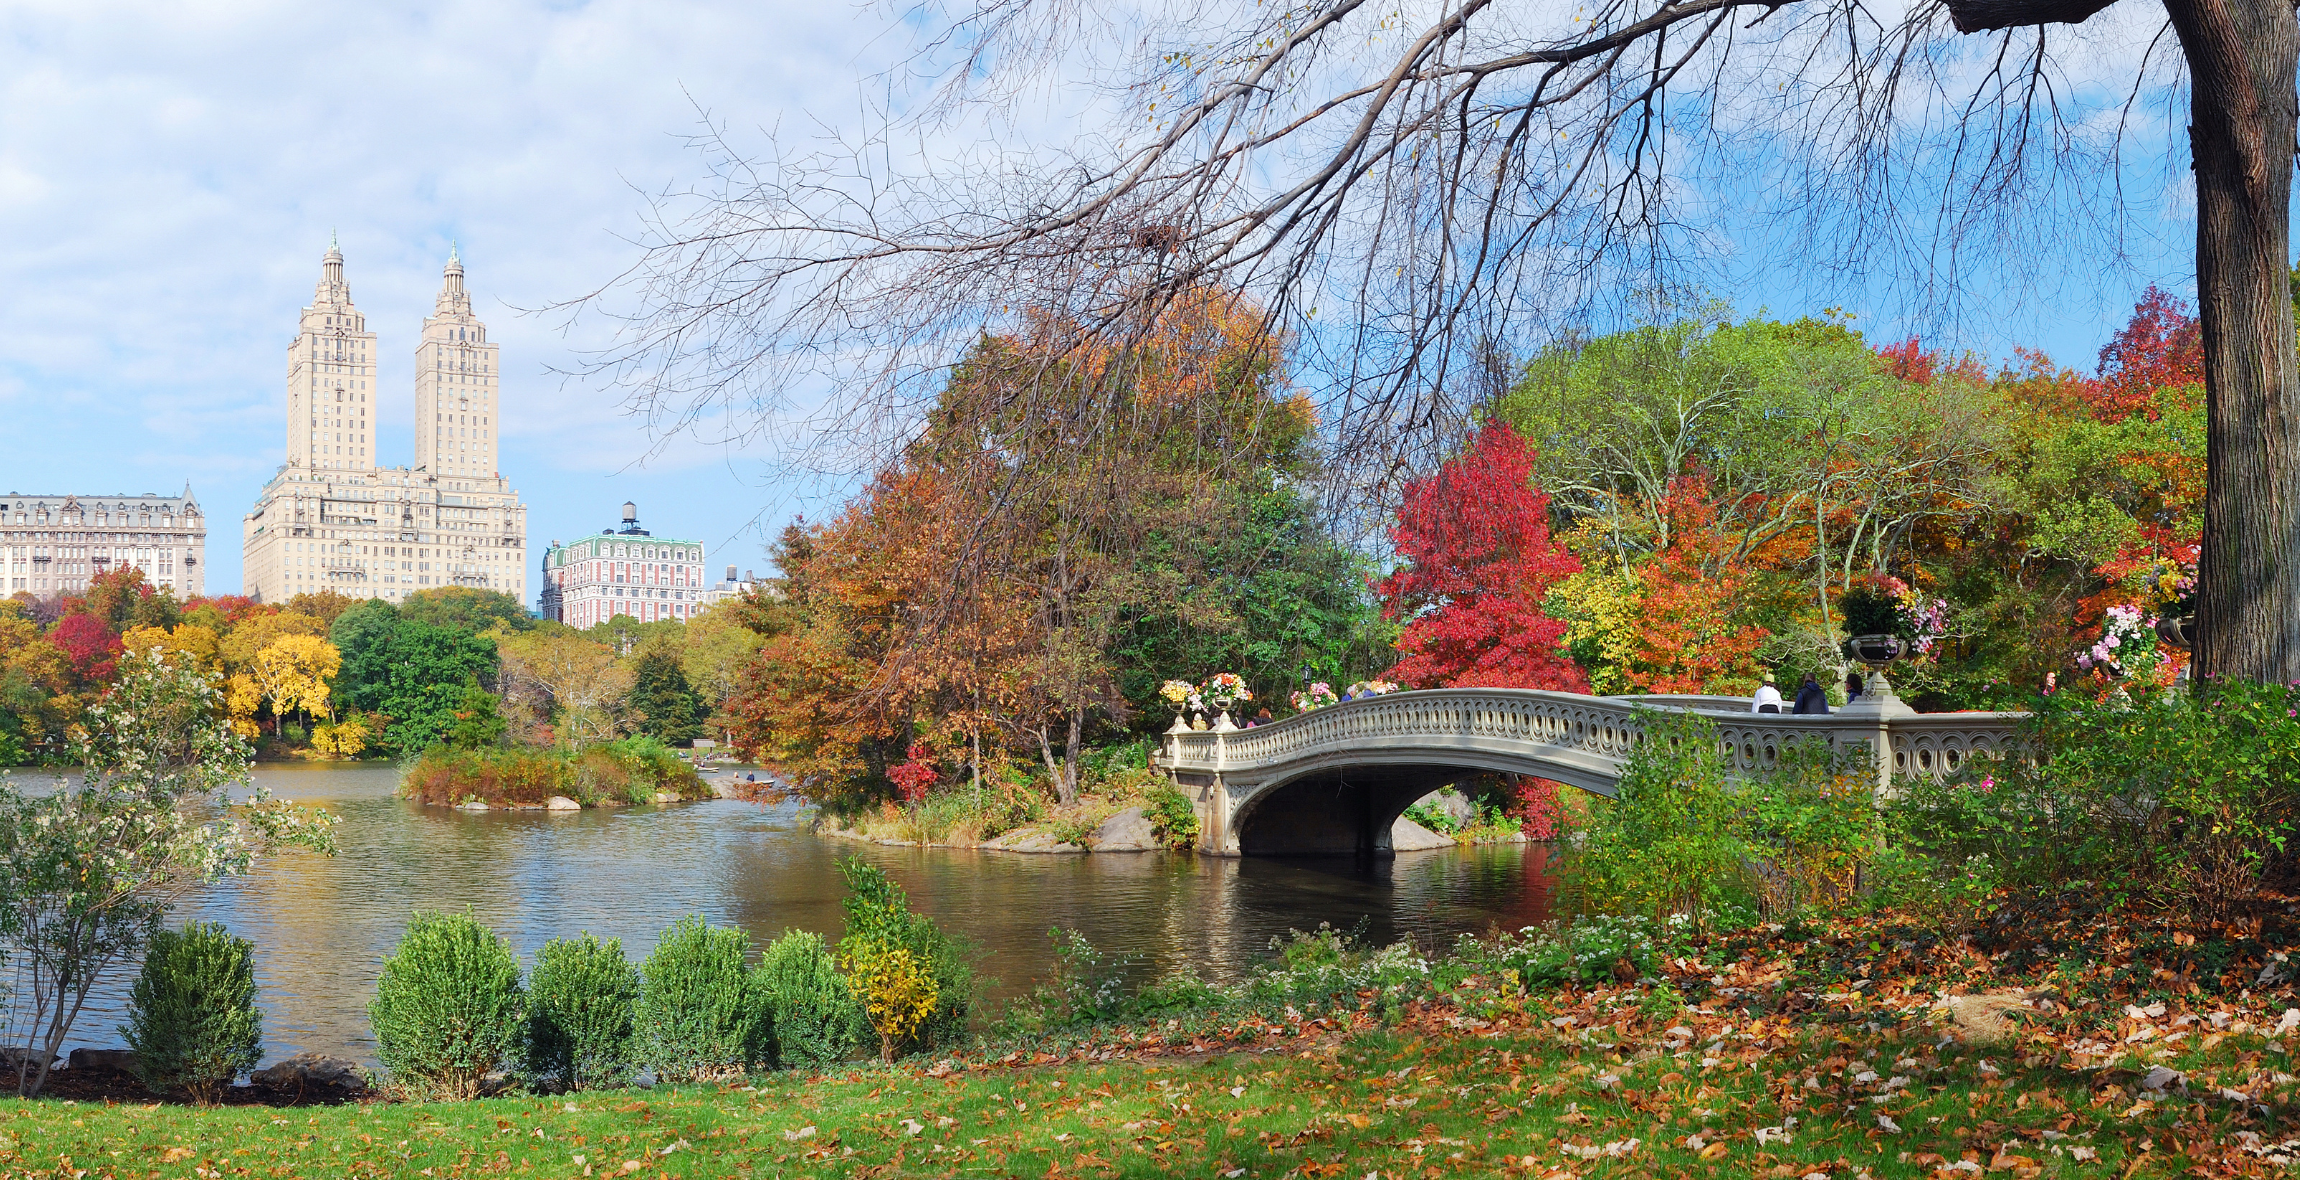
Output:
[[0, 488, 207, 599], [539, 504, 715, 628], [241, 241, 528, 604]]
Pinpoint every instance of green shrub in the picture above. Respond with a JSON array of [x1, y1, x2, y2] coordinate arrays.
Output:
[[837, 859, 975, 1052], [1565, 710, 1757, 933], [1142, 784, 1199, 848], [636, 915, 766, 1080], [754, 931, 866, 1068], [1743, 738, 1882, 917], [121, 922, 263, 1104], [368, 911, 526, 1099], [1888, 680, 2300, 919], [523, 933, 639, 1090]]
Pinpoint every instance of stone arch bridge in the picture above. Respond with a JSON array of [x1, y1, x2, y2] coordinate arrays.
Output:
[[1153, 688, 2022, 857]]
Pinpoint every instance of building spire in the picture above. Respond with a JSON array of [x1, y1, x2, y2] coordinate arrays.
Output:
[[320, 233, 346, 296], [437, 243, 469, 314]]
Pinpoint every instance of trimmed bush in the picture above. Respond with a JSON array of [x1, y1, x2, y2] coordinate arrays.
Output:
[[368, 911, 526, 1099], [636, 915, 766, 1080], [523, 933, 640, 1090], [754, 931, 865, 1068], [837, 859, 975, 1053], [121, 922, 263, 1105]]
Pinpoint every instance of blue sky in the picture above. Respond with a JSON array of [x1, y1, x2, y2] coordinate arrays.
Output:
[[0, 0, 2209, 601]]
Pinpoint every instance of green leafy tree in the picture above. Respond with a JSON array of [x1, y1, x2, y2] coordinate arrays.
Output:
[[330, 603, 499, 755], [625, 646, 703, 744], [445, 679, 509, 750], [121, 921, 263, 1105], [1563, 710, 1755, 935], [0, 652, 336, 1097], [399, 587, 535, 635]]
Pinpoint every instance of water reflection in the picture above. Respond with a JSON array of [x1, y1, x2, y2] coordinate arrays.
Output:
[[8, 763, 1556, 1065]]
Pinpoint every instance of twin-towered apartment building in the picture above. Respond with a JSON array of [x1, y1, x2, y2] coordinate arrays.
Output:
[[8, 239, 741, 624], [240, 239, 530, 605]]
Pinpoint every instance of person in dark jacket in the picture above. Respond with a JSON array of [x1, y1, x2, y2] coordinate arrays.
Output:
[[1792, 673, 1830, 714], [1843, 670, 1865, 704]]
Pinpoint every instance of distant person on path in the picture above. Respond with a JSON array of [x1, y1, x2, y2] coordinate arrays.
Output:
[[1843, 671, 1865, 705], [1792, 672, 1830, 715], [1751, 673, 1784, 714]]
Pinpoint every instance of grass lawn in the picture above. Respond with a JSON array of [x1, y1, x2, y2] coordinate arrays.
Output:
[[4, 974, 2295, 1180]]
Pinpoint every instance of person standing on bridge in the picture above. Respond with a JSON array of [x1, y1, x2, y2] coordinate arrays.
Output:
[[1792, 673, 1830, 715], [1751, 673, 1784, 713]]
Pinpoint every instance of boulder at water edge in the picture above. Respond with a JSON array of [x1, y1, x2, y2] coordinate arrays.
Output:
[[1088, 806, 1160, 852], [251, 1053, 367, 1094], [1389, 815, 1454, 851], [67, 1048, 138, 1073], [545, 795, 582, 811], [456, 799, 490, 812], [983, 829, 1087, 854]]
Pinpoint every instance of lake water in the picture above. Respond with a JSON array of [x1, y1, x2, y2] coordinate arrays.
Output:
[[5, 763, 1558, 1066]]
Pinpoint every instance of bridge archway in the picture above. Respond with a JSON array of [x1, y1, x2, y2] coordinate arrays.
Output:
[[1224, 750, 1621, 856]]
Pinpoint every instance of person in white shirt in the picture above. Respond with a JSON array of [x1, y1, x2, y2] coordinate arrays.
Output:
[[1750, 672, 1785, 713]]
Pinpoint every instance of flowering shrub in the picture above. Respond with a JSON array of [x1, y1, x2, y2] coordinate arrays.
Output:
[[1462, 916, 1668, 988], [2075, 603, 2170, 684], [1289, 681, 1339, 712], [1889, 680, 2300, 918], [1199, 672, 1252, 709]]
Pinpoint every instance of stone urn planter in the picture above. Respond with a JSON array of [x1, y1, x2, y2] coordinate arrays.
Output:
[[1840, 634, 1914, 716], [1844, 633, 1906, 668]]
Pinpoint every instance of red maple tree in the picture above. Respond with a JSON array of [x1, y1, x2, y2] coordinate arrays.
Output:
[[2093, 286, 2203, 423], [49, 613, 122, 684], [1376, 423, 1588, 691]]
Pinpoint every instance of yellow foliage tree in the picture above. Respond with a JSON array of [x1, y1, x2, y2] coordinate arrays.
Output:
[[225, 673, 264, 738], [120, 623, 222, 672], [839, 943, 939, 1063], [218, 612, 326, 676], [310, 713, 370, 758], [252, 634, 342, 732]]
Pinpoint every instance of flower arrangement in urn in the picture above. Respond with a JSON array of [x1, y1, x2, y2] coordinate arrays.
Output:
[[1835, 574, 1946, 665], [1198, 672, 1252, 710], [1343, 679, 1401, 700], [1290, 681, 1339, 712], [2076, 603, 2174, 685]]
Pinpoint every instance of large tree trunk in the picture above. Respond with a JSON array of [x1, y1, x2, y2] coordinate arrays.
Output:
[[2167, 0, 2300, 683]]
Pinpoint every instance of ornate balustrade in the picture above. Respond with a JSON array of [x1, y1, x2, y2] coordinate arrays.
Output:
[[1157, 689, 2025, 851]]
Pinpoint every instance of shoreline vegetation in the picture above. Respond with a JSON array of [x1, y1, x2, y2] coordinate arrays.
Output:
[[396, 737, 716, 811], [9, 903, 2297, 1177]]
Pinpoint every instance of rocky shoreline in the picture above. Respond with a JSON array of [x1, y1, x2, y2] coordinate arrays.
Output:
[[818, 805, 1530, 854]]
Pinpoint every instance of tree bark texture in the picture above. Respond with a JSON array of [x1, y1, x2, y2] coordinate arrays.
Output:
[[2167, 0, 2300, 683]]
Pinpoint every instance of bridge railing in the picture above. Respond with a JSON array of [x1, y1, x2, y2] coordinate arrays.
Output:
[[1160, 688, 2026, 790]]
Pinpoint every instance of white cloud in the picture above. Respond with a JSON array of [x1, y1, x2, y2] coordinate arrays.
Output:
[[0, 0, 904, 591]]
